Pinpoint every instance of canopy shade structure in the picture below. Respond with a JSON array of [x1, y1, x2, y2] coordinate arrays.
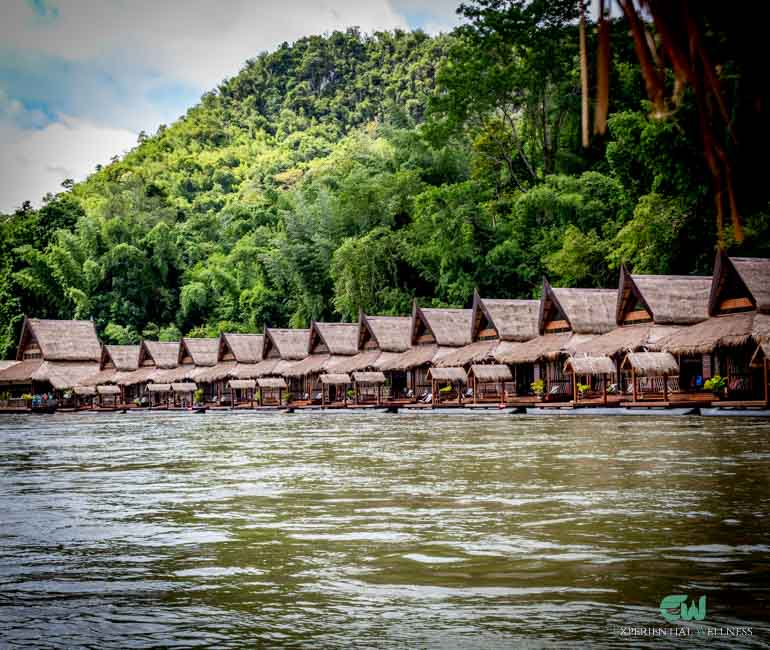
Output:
[[171, 383, 197, 393], [319, 373, 351, 385], [72, 385, 96, 396], [96, 385, 121, 395], [468, 364, 512, 382], [621, 352, 679, 377], [426, 367, 467, 384], [563, 355, 616, 376], [257, 377, 288, 389], [147, 383, 172, 392], [228, 379, 256, 390], [352, 371, 386, 384]]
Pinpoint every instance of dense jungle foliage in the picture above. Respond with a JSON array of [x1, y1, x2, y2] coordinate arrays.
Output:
[[1, 0, 768, 355]]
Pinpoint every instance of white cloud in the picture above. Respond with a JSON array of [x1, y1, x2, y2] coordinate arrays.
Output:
[[0, 114, 137, 212], [2, 0, 409, 89]]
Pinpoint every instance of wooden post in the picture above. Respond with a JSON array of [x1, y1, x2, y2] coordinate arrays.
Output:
[[602, 373, 607, 405], [572, 368, 578, 403], [764, 359, 769, 406], [458, 381, 462, 405], [473, 374, 477, 404], [632, 368, 638, 402], [230, 385, 234, 409], [431, 379, 436, 408], [663, 373, 669, 403], [377, 383, 381, 405], [322, 384, 326, 409]]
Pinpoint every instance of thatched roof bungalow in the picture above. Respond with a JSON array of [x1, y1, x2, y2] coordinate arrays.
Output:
[[655, 254, 770, 398], [570, 266, 710, 358], [283, 322, 359, 382], [81, 344, 141, 387], [436, 290, 540, 368], [379, 303, 472, 372], [0, 317, 101, 393], [330, 313, 412, 374], [117, 340, 180, 387], [250, 328, 309, 378]]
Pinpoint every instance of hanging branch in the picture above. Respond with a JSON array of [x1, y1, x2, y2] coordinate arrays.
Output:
[[593, 0, 609, 135], [579, 0, 590, 147]]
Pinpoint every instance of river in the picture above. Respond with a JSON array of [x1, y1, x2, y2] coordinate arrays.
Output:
[[0, 411, 768, 647]]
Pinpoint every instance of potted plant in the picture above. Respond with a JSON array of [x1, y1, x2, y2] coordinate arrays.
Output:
[[530, 379, 545, 399], [576, 383, 590, 400], [704, 375, 727, 399], [193, 388, 205, 406]]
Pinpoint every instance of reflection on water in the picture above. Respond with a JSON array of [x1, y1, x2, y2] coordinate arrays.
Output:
[[0, 412, 769, 647]]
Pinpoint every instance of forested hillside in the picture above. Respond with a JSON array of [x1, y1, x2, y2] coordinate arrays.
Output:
[[1, 1, 768, 356]]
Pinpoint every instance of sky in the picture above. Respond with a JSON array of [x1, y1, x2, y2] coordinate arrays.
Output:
[[0, 0, 462, 213]]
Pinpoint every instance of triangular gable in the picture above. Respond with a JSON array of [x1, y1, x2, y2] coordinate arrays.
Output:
[[709, 251, 756, 316], [263, 330, 280, 359], [539, 278, 571, 334], [411, 302, 436, 346], [219, 335, 236, 361], [308, 322, 329, 354], [100, 346, 114, 370], [616, 265, 653, 325], [138, 341, 157, 367], [178, 339, 194, 365], [471, 290, 499, 341], [15, 317, 42, 361], [359, 314, 379, 351]]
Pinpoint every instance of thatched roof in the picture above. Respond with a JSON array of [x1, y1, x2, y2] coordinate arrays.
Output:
[[710, 256, 770, 314], [427, 367, 468, 383], [656, 311, 761, 355], [257, 376, 287, 389], [141, 340, 180, 369], [619, 268, 711, 325], [17, 318, 101, 362], [730, 258, 770, 313], [563, 355, 616, 376], [378, 344, 455, 371], [229, 363, 261, 380], [147, 383, 172, 393], [372, 351, 403, 370], [73, 385, 96, 396], [622, 352, 679, 376], [31, 361, 100, 390], [541, 282, 617, 334], [320, 373, 351, 385], [97, 385, 120, 395], [228, 379, 256, 390], [191, 361, 237, 383], [473, 291, 540, 342], [264, 328, 310, 360], [570, 324, 683, 357], [283, 354, 330, 377], [116, 366, 161, 386], [352, 371, 386, 384], [0, 360, 19, 371], [0, 358, 43, 383], [493, 333, 580, 364], [468, 364, 512, 382], [171, 382, 196, 392], [221, 333, 263, 363], [328, 350, 382, 374], [181, 338, 219, 366], [433, 340, 497, 368], [103, 345, 140, 371], [311, 322, 359, 355], [415, 306, 473, 347], [360, 315, 412, 352], [153, 366, 196, 383]]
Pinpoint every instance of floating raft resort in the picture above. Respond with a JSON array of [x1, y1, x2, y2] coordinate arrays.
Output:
[[1, 252, 769, 415]]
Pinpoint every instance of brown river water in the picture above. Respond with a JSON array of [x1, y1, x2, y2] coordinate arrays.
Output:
[[0, 411, 769, 648]]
